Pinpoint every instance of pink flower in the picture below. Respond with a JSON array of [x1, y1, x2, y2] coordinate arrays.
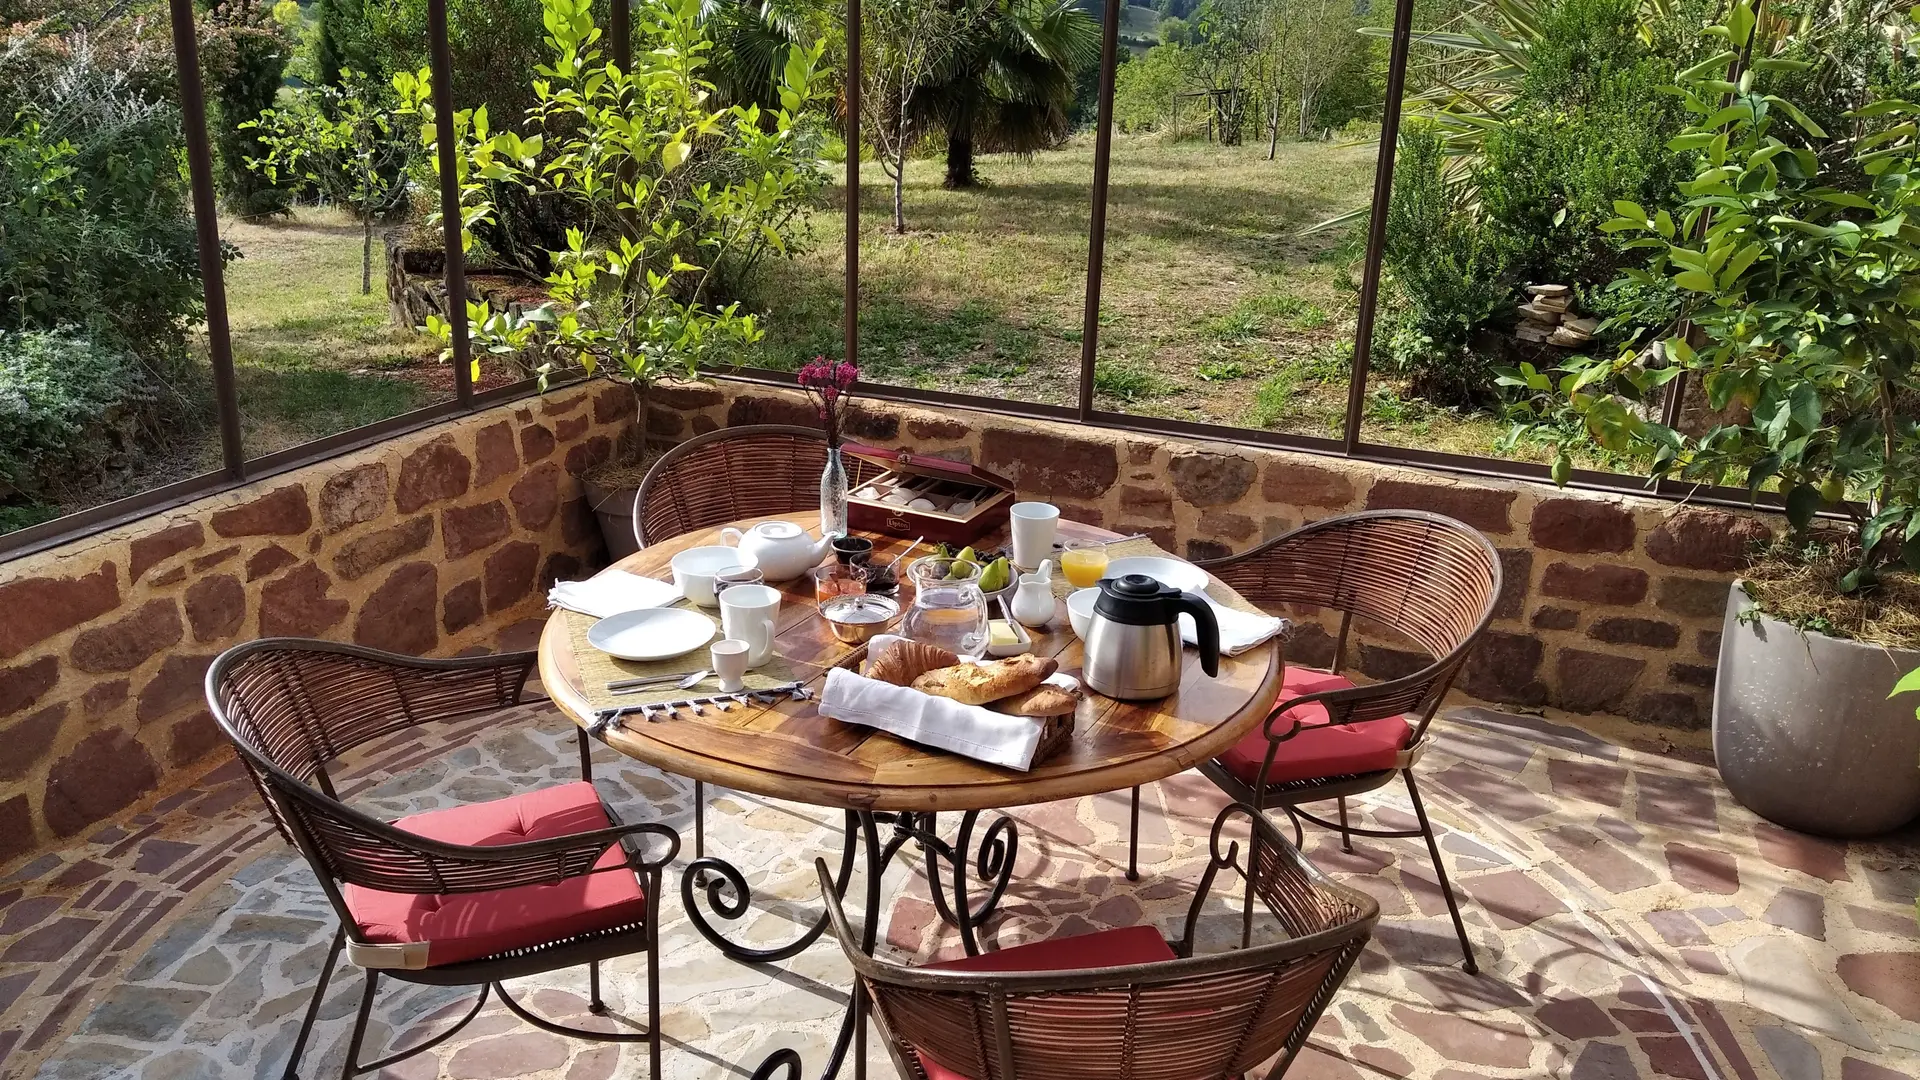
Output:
[[797, 355, 859, 447]]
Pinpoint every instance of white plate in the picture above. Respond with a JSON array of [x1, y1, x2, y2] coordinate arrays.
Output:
[[587, 608, 716, 662], [1103, 555, 1209, 593]]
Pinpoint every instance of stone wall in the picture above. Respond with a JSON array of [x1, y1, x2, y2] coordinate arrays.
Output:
[[0, 383, 632, 866], [652, 381, 1773, 732]]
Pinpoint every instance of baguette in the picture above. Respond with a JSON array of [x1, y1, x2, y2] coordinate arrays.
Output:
[[865, 640, 959, 686], [911, 654, 1059, 706], [991, 684, 1079, 717]]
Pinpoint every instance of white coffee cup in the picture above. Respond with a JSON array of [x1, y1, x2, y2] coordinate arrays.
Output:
[[1010, 501, 1061, 569], [718, 584, 781, 667], [672, 545, 745, 608], [711, 639, 750, 692]]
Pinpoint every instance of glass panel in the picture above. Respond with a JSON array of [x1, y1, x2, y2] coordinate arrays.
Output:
[[1097, 0, 1378, 437], [749, 0, 1102, 410], [0, 15, 221, 538]]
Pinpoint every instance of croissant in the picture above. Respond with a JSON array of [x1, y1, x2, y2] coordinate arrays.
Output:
[[911, 654, 1059, 706], [865, 640, 960, 686]]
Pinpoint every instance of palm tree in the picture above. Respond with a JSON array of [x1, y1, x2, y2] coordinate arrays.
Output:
[[913, 0, 1100, 189], [700, 0, 831, 112]]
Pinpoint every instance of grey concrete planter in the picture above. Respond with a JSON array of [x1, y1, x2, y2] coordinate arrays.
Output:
[[583, 480, 640, 563], [1714, 581, 1920, 837]]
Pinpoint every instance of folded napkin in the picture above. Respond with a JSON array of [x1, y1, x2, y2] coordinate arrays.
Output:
[[1178, 599, 1290, 657], [818, 668, 1054, 771], [548, 569, 682, 620]]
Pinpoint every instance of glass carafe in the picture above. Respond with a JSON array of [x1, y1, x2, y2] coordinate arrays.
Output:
[[902, 556, 989, 657]]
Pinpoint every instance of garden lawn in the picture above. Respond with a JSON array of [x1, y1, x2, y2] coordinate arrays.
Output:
[[749, 134, 1512, 456]]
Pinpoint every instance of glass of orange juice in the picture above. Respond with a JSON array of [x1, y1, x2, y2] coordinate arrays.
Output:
[[1059, 539, 1109, 589]]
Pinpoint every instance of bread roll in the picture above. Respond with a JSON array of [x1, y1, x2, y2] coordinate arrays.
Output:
[[991, 685, 1079, 717], [865, 640, 960, 686], [911, 655, 1058, 705]]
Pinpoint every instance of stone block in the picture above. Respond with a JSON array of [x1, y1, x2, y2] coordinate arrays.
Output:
[[319, 464, 389, 533], [442, 501, 512, 560], [1360, 643, 1428, 682], [727, 394, 818, 428], [1633, 691, 1701, 728], [168, 710, 224, 767], [1364, 479, 1516, 534], [980, 427, 1119, 499], [333, 516, 434, 582], [129, 523, 204, 583], [0, 794, 33, 865], [1531, 606, 1579, 631], [43, 728, 159, 837], [510, 463, 563, 531], [593, 383, 635, 425], [1588, 617, 1681, 649], [193, 546, 241, 572], [0, 564, 120, 660], [1126, 440, 1157, 466], [1261, 460, 1355, 508], [843, 405, 899, 441], [257, 564, 350, 638], [0, 703, 65, 782], [394, 435, 472, 514], [355, 563, 439, 656], [1530, 497, 1635, 553], [564, 435, 612, 476], [907, 416, 969, 442], [645, 405, 684, 438], [1198, 510, 1256, 541], [1168, 450, 1257, 506], [1668, 662, 1716, 689], [541, 553, 585, 591], [1540, 562, 1648, 605], [211, 485, 312, 538], [1186, 539, 1232, 562], [82, 678, 128, 713], [245, 544, 298, 582], [473, 421, 519, 487], [443, 579, 484, 634], [0, 655, 58, 719], [519, 423, 556, 463], [1119, 485, 1173, 521], [70, 599, 183, 674], [1284, 620, 1338, 668], [485, 542, 542, 612], [135, 653, 215, 724], [1457, 631, 1548, 706], [1656, 576, 1731, 618], [651, 383, 725, 410], [542, 391, 586, 416], [1697, 629, 1721, 658], [1117, 523, 1176, 552], [555, 414, 590, 442], [184, 575, 246, 643], [1493, 548, 1532, 620], [1645, 509, 1771, 571], [1554, 649, 1645, 713]]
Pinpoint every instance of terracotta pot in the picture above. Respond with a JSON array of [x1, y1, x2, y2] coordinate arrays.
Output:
[[1714, 581, 1920, 838], [583, 480, 639, 563]]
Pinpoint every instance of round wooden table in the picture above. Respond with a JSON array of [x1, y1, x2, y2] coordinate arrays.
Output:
[[538, 513, 1282, 1080]]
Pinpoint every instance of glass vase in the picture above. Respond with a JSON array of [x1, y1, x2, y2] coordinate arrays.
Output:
[[820, 445, 849, 538]]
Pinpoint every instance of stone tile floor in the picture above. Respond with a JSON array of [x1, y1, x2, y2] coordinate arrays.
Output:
[[1, 692, 1916, 1080]]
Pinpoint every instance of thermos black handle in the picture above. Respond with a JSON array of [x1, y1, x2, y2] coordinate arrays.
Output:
[[1175, 591, 1221, 678]]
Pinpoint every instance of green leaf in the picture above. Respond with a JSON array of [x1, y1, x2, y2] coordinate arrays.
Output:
[[1612, 200, 1650, 223], [1784, 484, 1821, 532], [1654, 210, 1676, 238], [1766, 95, 1829, 138], [1673, 269, 1718, 291], [1892, 666, 1920, 698], [1722, 241, 1766, 287]]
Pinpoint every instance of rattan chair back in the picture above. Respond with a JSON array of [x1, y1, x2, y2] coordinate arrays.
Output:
[[1197, 510, 1500, 737], [632, 424, 885, 547], [818, 805, 1378, 1080]]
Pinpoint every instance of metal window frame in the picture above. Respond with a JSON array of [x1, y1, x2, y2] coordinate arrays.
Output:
[[1, 0, 1777, 567]]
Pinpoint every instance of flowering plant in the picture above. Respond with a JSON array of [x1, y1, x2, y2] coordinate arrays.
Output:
[[797, 356, 859, 447]]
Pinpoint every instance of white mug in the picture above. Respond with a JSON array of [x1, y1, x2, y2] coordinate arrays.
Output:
[[672, 545, 744, 608], [718, 584, 781, 667], [1009, 501, 1061, 569]]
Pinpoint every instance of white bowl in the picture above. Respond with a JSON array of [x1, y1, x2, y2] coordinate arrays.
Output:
[[672, 545, 746, 608], [1066, 587, 1100, 640]]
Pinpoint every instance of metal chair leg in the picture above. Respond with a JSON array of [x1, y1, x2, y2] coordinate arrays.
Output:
[[1336, 796, 1353, 854], [1405, 772, 1477, 974], [340, 970, 379, 1079], [282, 927, 344, 1080], [1127, 785, 1141, 881], [589, 959, 606, 1014], [578, 727, 594, 782], [694, 779, 706, 861]]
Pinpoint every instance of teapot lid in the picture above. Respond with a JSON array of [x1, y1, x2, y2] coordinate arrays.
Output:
[[1093, 574, 1180, 625], [753, 521, 804, 538]]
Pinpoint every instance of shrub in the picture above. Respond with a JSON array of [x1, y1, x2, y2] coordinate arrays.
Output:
[[202, 0, 296, 218], [0, 328, 155, 503]]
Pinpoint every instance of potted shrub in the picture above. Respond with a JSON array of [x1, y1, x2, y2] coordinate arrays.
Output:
[[428, 0, 831, 558], [1502, 0, 1920, 836]]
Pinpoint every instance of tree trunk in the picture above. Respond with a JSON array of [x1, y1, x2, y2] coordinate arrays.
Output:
[[945, 132, 976, 189], [1267, 93, 1281, 160], [892, 157, 906, 232], [362, 213, 374, 295]]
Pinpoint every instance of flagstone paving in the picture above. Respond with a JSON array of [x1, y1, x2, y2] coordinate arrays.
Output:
[[1, 691, 1916, 1080]]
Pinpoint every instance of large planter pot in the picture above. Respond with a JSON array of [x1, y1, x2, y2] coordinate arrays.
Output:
[[583, 480, 640, 564], [1714, 581, 1920, 837]]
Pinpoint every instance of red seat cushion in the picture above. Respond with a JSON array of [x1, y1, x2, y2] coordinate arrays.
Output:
[[915, 926, 1178, 1080], [1217, 667, 1412, 787], [343, 781, 645, 968]]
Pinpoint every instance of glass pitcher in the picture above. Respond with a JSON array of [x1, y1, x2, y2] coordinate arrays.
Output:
[[902, 556, 989, 657]]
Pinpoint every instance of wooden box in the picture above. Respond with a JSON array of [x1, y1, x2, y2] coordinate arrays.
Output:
[[844, 443, 1016, 547]]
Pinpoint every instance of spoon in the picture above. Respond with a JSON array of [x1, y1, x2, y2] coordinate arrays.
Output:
[[883, 536, 925, 573]]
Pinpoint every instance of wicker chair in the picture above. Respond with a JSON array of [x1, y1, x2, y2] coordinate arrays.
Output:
[[207, 640, 681, 1080], [815, 803, 1378, 1080], [1158, 510, 1501, 973], [632, 423, 886, 548]]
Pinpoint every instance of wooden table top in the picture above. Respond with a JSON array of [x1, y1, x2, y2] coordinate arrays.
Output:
[[538, 513, 1284, 812]]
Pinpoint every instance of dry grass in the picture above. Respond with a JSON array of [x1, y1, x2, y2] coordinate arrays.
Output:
[[1743, 542, 1920, 650]]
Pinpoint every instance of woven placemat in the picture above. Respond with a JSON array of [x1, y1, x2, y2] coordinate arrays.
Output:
[[562, 604, 811, 710], [1046, 537, 1263, 615]]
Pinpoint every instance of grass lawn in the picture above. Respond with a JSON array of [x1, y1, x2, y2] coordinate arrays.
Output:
[[747, 135, 1519, 458]]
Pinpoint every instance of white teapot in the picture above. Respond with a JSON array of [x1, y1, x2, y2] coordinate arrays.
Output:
[[718, 521, 833, 582]]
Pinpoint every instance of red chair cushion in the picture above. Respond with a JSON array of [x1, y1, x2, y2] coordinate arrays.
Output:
[[1217, 668, 1412, 787], [342, 781, 645, 968], [914, 927, 1178, 1080]]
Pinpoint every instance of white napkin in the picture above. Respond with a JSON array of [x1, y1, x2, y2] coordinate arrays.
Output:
[[548, 569, 682, 620], [1178, 599, 1290, 657]]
